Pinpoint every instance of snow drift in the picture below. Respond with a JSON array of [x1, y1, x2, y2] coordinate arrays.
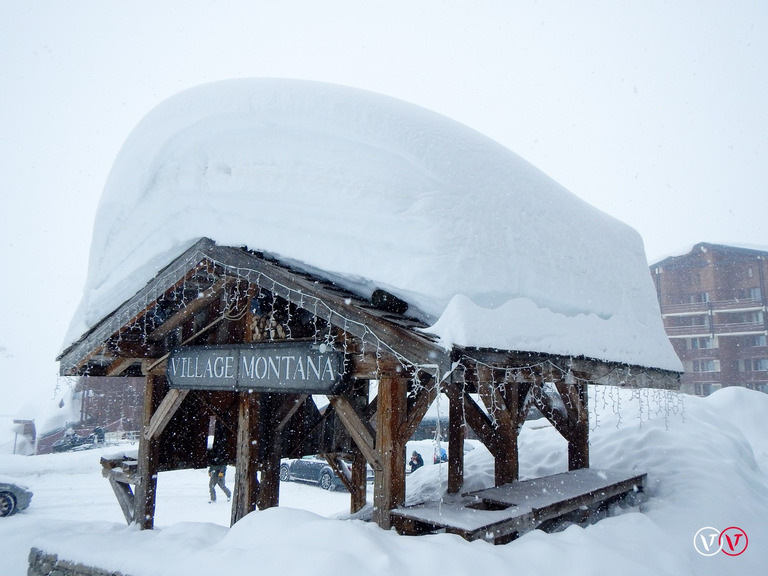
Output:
[[2, 387, 766, 575], [67, 78, 680, 371]]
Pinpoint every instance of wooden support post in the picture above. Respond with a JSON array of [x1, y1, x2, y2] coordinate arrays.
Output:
[[134, 374, 163, 529], [349, 379, 370, 513], [567, 382, 590, 470], [478, 378, 518, 485], [447, 385, 464, 494], [231, 391, 260, 525], [350, 448, 368, 513], [372, 375, 407, 529], [256, 393, 281, 511]]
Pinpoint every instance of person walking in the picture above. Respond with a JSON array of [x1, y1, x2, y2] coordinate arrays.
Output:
[[208, 462, 231, 503]]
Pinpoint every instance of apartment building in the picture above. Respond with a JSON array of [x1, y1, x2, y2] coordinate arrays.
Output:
[[651, 243, 768, 395]]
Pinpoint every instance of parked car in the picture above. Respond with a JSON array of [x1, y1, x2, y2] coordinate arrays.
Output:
[[279, 455, 351, 491], [0, 479, 33, 517], [51, 432, 97, 453]]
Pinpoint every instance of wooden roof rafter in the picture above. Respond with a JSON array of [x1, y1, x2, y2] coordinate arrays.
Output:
[[58, 242, 229, 375], [454, 348, 680, 391]]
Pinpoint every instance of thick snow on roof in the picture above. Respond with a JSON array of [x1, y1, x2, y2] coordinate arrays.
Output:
[[69, 78, 681, 372]]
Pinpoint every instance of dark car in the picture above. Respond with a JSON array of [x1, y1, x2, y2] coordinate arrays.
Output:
[[279, 455, 351, 491], [51, 433, 96, 453], [0, 479, 33, 517]]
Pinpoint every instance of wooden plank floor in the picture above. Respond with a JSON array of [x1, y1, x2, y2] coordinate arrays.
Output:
[[391, 468, 646, 544]]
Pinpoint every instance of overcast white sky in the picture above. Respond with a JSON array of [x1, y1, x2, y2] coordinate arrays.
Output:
[[1, 1, 767, 419]]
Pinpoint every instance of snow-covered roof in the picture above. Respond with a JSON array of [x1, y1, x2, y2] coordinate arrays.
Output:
[[68, 78, 681, 372]]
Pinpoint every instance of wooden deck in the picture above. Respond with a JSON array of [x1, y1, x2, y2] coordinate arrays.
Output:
[[391, 468, 646, 544]]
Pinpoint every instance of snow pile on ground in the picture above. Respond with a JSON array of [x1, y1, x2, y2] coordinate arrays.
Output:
[[1, 386, 766, 575], [66, 78, 680, 371]]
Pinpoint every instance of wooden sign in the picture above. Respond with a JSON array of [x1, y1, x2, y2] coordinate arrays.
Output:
[[167, 342, 344, 394]]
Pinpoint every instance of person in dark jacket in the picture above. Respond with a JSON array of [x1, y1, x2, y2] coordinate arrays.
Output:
[[208, 463, 231, 503], [409, 450, 424, 472], [208, 419, 232, 503]]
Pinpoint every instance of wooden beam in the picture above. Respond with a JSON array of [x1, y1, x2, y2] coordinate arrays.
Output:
[[106, 358, 138, 377], [399, 383, 437, 442], [567, 382, 589, 470], [323, 453, 354, 493], [147, 278, 229, 341], [532, 389, 571, 438], [455, 348, 679, 390], [231, 392, 260, 525], [346, 379, 370, 513], [447, 384, 464, 494], [256, 393, 281, 511], [329, 396, 382, 471], [134, 374, 163, 529], [107, 477, 135, 524], [372, 376, 407, 529], [58, 242, 220, 376], [349, 447, 368, 513], [276, 394, 309, 431], [144, 389, 190, 441], [201, 244, 451, 375], [478, 379, 518, 485], [443, 381, 497, 454]]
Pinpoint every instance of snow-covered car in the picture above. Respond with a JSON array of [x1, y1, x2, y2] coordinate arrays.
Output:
[[0, 479, 33, 517]]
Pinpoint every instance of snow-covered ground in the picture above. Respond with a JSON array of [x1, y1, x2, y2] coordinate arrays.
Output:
[[1, 386, 766, 575]]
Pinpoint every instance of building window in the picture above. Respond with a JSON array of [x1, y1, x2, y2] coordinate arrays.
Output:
[[690, 382, 721, 396], [741, 358, 768, 372], [693, 360, 718, 372], [690, 337, 716, 349], [744, 335, 767, 347], [692, 292, 709, 303], [736, 287, 762, 300], [723, 311, 764, 324]]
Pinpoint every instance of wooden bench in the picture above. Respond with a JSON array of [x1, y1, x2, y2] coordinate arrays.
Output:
[[391, 468, 646, 544]]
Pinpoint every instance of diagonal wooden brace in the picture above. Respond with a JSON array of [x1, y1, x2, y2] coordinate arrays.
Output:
[[329, 395, 382, 471], [144, 388, 190, 441]]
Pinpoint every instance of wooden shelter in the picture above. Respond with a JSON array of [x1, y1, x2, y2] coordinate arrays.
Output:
[[58, 238, 679, 535]]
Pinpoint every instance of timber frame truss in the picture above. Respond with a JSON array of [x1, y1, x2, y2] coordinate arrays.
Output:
[[60, 238, 680, 531]]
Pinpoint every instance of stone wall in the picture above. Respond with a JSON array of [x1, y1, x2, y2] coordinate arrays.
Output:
[[28, 548, 130, 576]]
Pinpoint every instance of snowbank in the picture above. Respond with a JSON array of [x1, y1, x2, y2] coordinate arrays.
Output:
[[1, 387, 766, 575], [67, 78, 680, 371]]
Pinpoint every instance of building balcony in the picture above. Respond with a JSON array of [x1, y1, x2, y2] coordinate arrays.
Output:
[[660, 298, 764, 316], [680, 371, 721, 384], [714, 321, 766, 336], [664, 325, 712, 338], [679, 348, 719, 360], [737, 370, 768, 383], [664, 321, 766, 338]]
